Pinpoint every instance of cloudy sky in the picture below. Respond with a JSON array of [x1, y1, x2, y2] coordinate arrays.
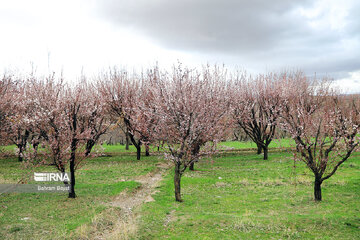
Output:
[[1, 0, 359, 92]]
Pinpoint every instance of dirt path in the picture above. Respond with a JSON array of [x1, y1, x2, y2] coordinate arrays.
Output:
[[93, 162, 171, 240]]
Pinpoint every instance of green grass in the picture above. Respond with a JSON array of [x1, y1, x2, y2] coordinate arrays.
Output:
[[101, 143, 139, 153], [0, 145, 18, 153], [137, 151, 360, 239], [1, 142, 359, 239], [0, 143, 158, 154], [1, 139, 294, 156], [218, 138, 294, 150], [101, 143, 158, 153], [0, 154, 161, 240], [101, 138, 294, 155]]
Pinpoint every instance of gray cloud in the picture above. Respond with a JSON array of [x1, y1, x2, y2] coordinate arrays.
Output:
[[96, 0, 360, 78]]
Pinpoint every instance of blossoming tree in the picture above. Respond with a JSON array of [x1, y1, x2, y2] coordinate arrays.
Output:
[[25, 75, 108, 198], [231, 72, 286, 160], [150, 65, 229, 202], [280, 75, 360, 201], [99, 69, 156, 160]]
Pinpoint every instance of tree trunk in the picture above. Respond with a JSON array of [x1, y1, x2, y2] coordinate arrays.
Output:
[[189, 162, 194, 171], [17, 130, 30, 162], [257, 144, 262, 154], [145, 144, 150, 156], [136, 146, 141, 160], [125, 131, 130, 150], [18, 145, 24, 162], [127, 130, 141, 160], [314, 178, 322, 201], [174, 163, 183, 202], [263, 146, 268, 160], [69, 119, 77, 198], [189, 144, 200, 171], [85, 140, 95, 157], [68, 155, 76, 198]]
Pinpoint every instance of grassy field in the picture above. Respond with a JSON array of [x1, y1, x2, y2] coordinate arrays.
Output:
[[137, 151, 360, 239], [0, 139, 294, 155], [0, 142, 359, 239], [0, 154, 161, 239], [219, 139, 294, 150]]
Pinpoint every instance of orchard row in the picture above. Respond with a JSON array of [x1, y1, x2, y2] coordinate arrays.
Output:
[[1, 65, 359, 201]]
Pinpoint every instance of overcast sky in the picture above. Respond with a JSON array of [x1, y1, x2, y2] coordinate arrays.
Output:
[[1, 0, 359, 93]]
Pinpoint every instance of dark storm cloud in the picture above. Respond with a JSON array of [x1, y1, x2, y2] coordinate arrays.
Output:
[[97, 0, 313, 52], [97, 0, 360, 77]]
